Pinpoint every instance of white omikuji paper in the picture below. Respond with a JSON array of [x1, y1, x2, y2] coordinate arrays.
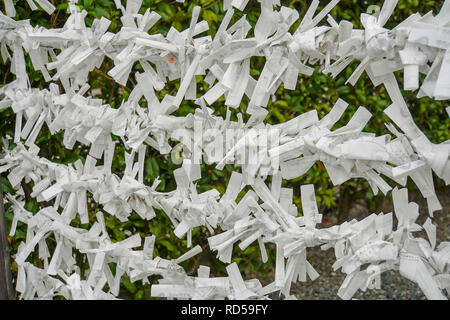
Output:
[[0, 0, 449, 300]]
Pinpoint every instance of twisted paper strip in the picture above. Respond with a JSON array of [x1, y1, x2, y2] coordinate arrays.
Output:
[[0, 0, 449, 299]]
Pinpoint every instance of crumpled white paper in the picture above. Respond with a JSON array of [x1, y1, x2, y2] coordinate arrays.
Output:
[[0, 0, 449, 300]]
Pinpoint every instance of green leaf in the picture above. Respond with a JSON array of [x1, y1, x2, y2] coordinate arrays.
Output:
[[56, 3, 69, 10], [159, 240, 174, 252], [145, 157, 160, 181], [203, 10, 218, 24], [134, 289, 144, 300], [121, 277, 137, 294], [25, 200, 39, 214]]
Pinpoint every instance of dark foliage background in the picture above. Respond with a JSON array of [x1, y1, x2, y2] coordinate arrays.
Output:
[[0, 0, 448, 299]]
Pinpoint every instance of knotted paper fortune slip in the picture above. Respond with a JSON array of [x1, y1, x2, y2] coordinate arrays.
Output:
[[0, 0, 449, 300]]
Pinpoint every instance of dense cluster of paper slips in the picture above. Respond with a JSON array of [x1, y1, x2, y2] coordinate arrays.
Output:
[[0, 0, 449, 300]]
